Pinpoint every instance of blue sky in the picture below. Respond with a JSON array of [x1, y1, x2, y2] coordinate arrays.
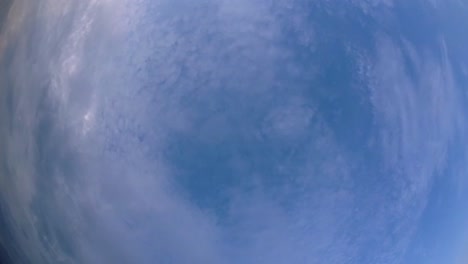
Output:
[[0, 0, 467, 263]]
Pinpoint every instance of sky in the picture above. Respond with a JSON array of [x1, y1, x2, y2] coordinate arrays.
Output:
[[0, 0, 468, 263]]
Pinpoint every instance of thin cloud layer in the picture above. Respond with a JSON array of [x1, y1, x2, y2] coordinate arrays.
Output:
[[0, 1, 467, 264]]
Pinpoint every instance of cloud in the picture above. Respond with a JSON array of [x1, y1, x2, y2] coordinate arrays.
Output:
[[1, 1, 467, 264], [360, 34, 467, 263], [0, 2, 350, 263]]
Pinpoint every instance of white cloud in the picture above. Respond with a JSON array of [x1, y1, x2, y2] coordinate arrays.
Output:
[[2, 1, 467, 264], [361, 34, 467, 262]]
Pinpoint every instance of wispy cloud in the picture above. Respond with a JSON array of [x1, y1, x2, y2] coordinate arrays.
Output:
[[362, 33, 466, 263], [1, 1, 466, 264]]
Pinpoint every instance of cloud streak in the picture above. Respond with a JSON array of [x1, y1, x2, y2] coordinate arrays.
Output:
[[0, 1, 467, 264]]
